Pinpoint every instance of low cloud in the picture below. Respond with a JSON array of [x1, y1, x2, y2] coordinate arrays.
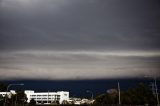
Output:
[[0, 50, 159, 80]]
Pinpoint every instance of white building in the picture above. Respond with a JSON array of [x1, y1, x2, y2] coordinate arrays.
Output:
[[0, 90, 16, 98], [0, 90, 69, 104], [25, 90, 69, 104]]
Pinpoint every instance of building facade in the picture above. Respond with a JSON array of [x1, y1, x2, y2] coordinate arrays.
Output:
[[25, 90, 69, 104], [0, 90, 69, 104]]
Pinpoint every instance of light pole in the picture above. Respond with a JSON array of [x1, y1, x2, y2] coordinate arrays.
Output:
[[154, 77, 159, 106], [86, 90, 93, 100], [4, 83, 24, 106], [118, 82, 121, 105], [145, 76, 159, 106]]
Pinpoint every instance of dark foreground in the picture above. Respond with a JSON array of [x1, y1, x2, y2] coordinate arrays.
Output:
[[29, 104, 154, 106]]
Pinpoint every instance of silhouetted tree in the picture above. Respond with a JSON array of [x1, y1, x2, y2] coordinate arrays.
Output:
[[94, 90, 118, 105], [0, 95, 4, 105], [15, 90, 27, 106], [94, 94, 105, 105], [94, 83, 157, 106], [0, 83, 7, 92], [29, 99, 36, 106], [121, 83, 157, 105]]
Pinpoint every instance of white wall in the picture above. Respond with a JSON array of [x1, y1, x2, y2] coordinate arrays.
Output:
[[24, 90, 69, 104], [57, 91, 69, 104]]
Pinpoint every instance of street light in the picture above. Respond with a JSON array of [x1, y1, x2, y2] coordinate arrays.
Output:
[[153, 77, 159, 106], [86, 90, 93, 100], [118, 82, 121, 105], [4, 83, 24, 106], [145, 76, 159, 106]]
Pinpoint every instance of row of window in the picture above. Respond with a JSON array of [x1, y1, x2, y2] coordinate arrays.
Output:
[[31, 98, 60, 100], [30, 95, 60, 97], [31, 97, 60, 99]]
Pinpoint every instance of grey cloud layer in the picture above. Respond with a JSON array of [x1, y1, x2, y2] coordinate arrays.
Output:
[[0, 50, 159, 80]]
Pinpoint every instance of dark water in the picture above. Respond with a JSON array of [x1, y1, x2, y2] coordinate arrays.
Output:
[[1, 78, 159, 98]]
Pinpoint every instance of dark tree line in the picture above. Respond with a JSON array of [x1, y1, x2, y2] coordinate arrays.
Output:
[[0, 90, 28, 106], [0, 83, 27, 106], [94, 83, 158, 106], [0, 83, 7, 91]]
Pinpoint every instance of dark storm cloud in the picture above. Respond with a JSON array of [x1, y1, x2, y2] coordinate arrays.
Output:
[[0, 0, 160, 80], [0, 0, 160, 50]]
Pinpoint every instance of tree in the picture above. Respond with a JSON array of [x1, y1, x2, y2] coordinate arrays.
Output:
[[0, 83, 7, 92], [121, 83, 157, 105], [51, 100, 59, 105], [94, 94, 105, 105], [15, 90, 28, 106], [0, 95, 4, 105], [134, 83, 156, 105], [94, 83, 157, 106], [29, 99, 36, 106], [6, 90, 28, 106], [94, 92, 118, 105]]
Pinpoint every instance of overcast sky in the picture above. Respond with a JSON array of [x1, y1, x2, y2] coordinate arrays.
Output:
[[0, 0, 160, 80]]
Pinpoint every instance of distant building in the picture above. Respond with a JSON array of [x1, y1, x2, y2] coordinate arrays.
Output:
[[68, 97, 95, 105], [0, 90, 69, 104]]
